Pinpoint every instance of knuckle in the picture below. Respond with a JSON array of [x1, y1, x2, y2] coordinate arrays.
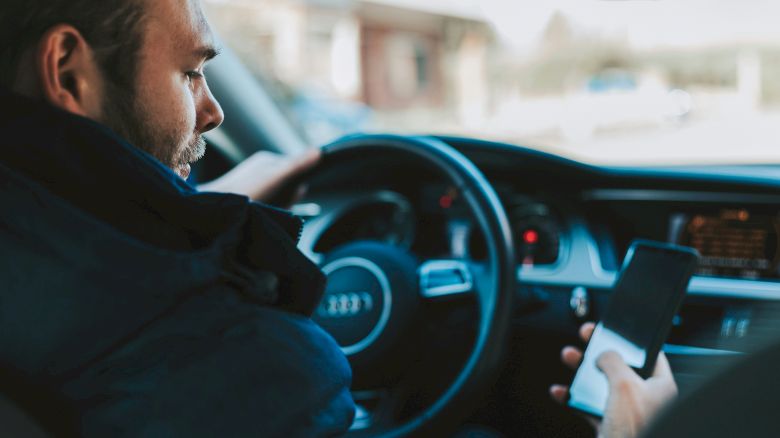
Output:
[[615, 378, 637, 396]]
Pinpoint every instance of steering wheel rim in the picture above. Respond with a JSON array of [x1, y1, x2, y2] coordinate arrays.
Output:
[[304, 134, 515, 436]]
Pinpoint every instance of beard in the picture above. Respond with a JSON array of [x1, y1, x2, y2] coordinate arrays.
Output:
[[99, 80, 206, 179]]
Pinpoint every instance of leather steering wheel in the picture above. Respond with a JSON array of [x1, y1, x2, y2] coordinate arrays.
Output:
[[294, 134, 515, 437]]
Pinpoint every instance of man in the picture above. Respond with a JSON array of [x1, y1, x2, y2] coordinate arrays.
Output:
[[0, 0, 676, 436], [0, 0, 353, 436]]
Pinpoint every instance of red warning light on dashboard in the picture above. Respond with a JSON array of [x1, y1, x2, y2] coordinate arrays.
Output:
[[439, 195, 454, 209], [523, 229, 539, 245], [439, 187, 459, 209]]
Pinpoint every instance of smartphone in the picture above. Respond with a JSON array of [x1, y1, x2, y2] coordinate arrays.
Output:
[[567, 240, 699, 417]]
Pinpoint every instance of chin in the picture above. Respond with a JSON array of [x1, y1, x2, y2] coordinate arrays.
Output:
[[175, 163, 192, 179]]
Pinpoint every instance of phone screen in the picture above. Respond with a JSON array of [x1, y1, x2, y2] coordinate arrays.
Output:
[[568, 240, 699, 417]]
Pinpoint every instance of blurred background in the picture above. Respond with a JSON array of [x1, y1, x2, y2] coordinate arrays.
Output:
[[203, 0, 780, 165]]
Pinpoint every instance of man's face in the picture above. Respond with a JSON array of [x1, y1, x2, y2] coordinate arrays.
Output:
[[101, 0, 224, 179]]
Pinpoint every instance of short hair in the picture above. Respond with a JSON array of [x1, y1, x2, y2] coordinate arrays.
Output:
[[0, 0, 145, 92]]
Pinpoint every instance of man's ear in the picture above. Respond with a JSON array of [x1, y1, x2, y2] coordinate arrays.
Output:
[[36, 24, 104, 118]]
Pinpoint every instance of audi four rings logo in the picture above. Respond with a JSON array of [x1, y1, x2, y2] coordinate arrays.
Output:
[[318, 292, 375, 317]]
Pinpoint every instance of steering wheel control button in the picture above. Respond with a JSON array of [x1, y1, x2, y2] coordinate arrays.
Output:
[[349, 404, 372, 431], [570, 286, 590, 319], [419, 260, 473, 298], [315, 257, 392, 356]]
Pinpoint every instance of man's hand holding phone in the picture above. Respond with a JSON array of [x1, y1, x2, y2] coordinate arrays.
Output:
[[550, 322, 678, 438]]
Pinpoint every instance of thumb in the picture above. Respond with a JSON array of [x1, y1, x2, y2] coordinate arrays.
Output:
[[597, 351, 638, 385]]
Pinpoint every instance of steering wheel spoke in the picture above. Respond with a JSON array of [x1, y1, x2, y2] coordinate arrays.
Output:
[[418, 259, 475, 299], [305, 250, 325, 265]]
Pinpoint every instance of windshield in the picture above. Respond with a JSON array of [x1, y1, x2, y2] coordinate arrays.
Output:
[[203, 0, 780, 166]]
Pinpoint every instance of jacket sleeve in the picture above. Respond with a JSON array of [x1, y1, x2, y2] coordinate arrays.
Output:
[[65, 291, 355, 438]]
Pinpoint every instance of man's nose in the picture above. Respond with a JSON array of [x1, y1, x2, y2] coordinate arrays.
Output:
[[196, 83, 224, 133]]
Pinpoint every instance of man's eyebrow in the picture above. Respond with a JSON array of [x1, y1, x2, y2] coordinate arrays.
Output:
[[198, 45, 222, 62]]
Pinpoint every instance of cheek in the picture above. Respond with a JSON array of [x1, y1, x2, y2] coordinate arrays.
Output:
[[180, 82, 199, 133], [133, 60, 199, 141], [151, 76, 198, 134]]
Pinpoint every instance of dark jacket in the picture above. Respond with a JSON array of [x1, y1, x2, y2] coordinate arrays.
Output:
[[0, 89, 354, 437]]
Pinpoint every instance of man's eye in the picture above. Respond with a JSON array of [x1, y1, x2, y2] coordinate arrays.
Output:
[[186, 71, 204, 80]]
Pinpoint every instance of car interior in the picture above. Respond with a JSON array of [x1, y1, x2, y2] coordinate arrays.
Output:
[[7, 1, 780, 437], [186, 34, 780, 436]]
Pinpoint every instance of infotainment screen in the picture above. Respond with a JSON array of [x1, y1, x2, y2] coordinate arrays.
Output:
[[669, 209, 780, 280]]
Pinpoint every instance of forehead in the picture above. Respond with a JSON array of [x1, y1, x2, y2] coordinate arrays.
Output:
[[143, 0, 214, 52]]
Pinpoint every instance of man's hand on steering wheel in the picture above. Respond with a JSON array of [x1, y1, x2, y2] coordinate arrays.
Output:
[[198, 148, 321, 206]]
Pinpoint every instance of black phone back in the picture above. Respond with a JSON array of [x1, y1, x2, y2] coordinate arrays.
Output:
[[604, 239, 699, 377]]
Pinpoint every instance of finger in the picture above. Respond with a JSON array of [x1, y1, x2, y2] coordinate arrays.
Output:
[[297, 148, 322, 170], [287, 184, 310, 208], [285, 148, 321, 176], [276, 149, 319, 180], [257, 151, 320, 203], [561, 346, 583, 370], [579, 322, 596, 343], [596, 351, 638, 385], [275, 184, 310, 209], [292, 184, 309, 204], [652, 352, 674, 380], [549, 384, 569, 404]]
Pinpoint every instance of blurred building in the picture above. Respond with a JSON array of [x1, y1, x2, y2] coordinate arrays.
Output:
[[204, 0, 492, 124]]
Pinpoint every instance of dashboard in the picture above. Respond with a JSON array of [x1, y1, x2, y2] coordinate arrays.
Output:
[[298, 184, 565, 268], [294, 137, 780, 400]]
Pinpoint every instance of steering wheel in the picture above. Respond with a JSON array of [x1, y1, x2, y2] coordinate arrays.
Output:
[[292, 135, 515, 436]]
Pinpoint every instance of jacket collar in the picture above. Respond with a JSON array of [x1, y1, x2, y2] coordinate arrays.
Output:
[[0, 88, 324, 316]]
